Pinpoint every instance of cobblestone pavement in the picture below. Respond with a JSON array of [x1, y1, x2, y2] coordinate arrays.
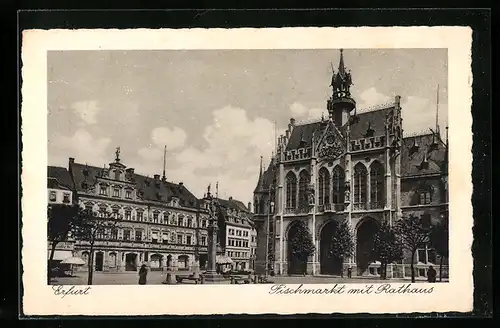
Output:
[[50, 271, 435, 285]]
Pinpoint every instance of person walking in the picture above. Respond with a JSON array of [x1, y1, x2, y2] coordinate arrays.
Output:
[[427, 265, 437, 283], [138, 264, 148, 285]]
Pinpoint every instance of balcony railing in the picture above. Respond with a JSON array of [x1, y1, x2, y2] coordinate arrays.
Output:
[[284, 207, 310, 215], [316, 203, 345, 213], [353, 203, 367, 211], [369, 201, 384, 209]]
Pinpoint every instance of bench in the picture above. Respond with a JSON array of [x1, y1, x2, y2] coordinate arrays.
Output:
[[176, 275, 202, 284]]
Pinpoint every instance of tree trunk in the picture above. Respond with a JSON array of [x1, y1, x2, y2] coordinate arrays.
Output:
[[439, 255, 444, 282], [48, 239, 59, 284], [410, 250, 416, 283], [87, 244, 94, 285]]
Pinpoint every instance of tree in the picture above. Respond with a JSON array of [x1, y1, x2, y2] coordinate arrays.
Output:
[[429, 216, 449, 281], [373, 220, 404, 279], [396, 215, 431, 283], [328, 219, 355, 278], [71, 208, 122, 285], [289, 222, 315, 275], [47, 203, 79, 283]]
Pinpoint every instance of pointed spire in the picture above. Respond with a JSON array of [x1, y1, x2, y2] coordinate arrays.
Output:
[[435, 84, 440, 135], [215, 181, 219, 199], [254, 156, 266, 193], [338, 49, 346, 77], [162, 145, 167, 182]]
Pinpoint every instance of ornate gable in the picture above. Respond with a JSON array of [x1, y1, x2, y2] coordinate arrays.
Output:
[[315, 120, 347, 161]]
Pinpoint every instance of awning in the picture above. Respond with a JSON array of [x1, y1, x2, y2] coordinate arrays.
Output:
[[216, 255, 233, 264], [48, 250, 73, 261]]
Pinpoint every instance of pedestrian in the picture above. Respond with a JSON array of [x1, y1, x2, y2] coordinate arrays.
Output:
[[427, 265, 437, 283], [138, 264, 148, 285], [347, 265, 352, 279]]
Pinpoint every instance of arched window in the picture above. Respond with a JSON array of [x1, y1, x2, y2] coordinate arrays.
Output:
[[318, 168, 330, 206], [370, 161, 385, 208], [285, 172, 297, 209], [298, 170, 310, 208], [332, 166, 345, 204], [354, 163, 368, 209], [259, 200, 266, 214]]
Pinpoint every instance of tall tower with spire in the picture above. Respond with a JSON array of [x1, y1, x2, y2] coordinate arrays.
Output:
[[327, 49, 356, 128]]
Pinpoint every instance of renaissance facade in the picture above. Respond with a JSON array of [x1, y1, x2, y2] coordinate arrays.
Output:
[[48, 150, 211, 273], [253, 50, 449, 278]]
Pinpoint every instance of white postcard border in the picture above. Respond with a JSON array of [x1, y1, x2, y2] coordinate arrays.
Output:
[[21, 27, 473, 315]]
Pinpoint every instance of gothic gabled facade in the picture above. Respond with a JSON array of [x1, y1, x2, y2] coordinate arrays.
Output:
[[253, 50, 449, 278]]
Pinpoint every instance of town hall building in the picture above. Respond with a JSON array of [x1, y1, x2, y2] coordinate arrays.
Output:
[[252, 50, 449, 279]]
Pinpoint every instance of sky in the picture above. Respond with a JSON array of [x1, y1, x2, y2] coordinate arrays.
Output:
[[47, 48, 448, 205]]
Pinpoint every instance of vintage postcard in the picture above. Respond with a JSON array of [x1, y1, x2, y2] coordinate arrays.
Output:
[[21, 27, 473, 315]]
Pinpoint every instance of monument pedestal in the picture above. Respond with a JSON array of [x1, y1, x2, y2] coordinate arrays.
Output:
[[203, 270, 228, 283]]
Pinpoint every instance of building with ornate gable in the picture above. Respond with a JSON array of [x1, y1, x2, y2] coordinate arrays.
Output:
[[49, 149, 211, 273], [253, 50, 449, 278]]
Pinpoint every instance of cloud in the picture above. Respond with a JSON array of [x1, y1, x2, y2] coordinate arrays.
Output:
[[71, 100, 101, 124], [151, 127, 187, 150], [356, 87, 392, 110], [49, 128, 111, 167], [401, 96, 449, 135], [137, 146, 163, 162], [167, 106, 275, 204], [289, 102, 327, 120]]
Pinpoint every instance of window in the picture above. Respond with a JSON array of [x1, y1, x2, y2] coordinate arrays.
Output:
[[201, 236, 207, 245], [186, 235, 192, 245], [187, 218, 192, 227], [135, 230, 142, 241], [177, 234, 183, 244], [332, 166, 345, 204], [251, 236, 255, 243], [419, 189, 432, 205], [123, 230, 131, 240], [353, 163, 367, 207], [285, 172, 297, 208], [98, 206, 108, 218], [49, 191, 57, 202], [85, 204, 93, 213], [236, 230, 242, 236], [114, 170, 121, 181], [243, 231, 248, 237], [318, 168, 330, 205], [125, 209, 131, 220], [125, 190, 132, 199], [178, 216, 184, 226], [137, 210, 143, 222], [417, 244, 437, 264], [162, 233, 169, 244], [370, 161, 384, 208], [63, 193, 71, 203], [153, 212, 159, 223], [113, 188, 120, 197], [112, 208, 119, 220], [99, 185, 108, 196], [110, 228, 118, 240], [151, 232, 158, 244], [298, 170, 310, 208]]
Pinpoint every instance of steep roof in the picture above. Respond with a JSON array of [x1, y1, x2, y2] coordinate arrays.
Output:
[[349, 108, 389, 140], [285, 108, 389, 152], [47, 166, 73, 190], [254, 161, 277, 194], [401, 133, 447, 177], [217, 197, 249, 213], [70, 162, 199, 208]]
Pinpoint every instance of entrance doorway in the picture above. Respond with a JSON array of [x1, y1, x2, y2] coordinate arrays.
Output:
[[287, 221, 308, 275], [356, 218, 379, 275], [199, 254, 208, 270], [150, 254, 163, 271], [95, 252, 104, 271], [125, 253, 138, 271], [320, 220, 343, 275]]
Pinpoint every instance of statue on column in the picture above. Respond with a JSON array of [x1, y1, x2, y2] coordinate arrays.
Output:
[[308, 183, 315, 206], [344, 181, 351, 204]]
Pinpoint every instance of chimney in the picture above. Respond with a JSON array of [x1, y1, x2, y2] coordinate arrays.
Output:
[[154, 174, 160, 181], [179, 182, 184, 187], [126, 168, 135, 175], [229, 196, 233, 201], [248, 202, 252, 213], [69, 157, 75, 165], [288, 118, 296, 134]]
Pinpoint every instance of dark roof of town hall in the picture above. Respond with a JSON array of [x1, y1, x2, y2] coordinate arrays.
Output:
[[217, 197, 249, 213], [285, 107, 391, 152], [47, 166, 73, 190], [69, 161, 199, 208], [401, 133, 447, 177]]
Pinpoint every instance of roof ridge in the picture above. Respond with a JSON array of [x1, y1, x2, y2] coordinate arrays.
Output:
[[403, 130, 434, 138], [356, 101, 395, 113]]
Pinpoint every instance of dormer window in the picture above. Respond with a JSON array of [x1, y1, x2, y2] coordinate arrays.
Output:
[[49, 191, 57, 202], [63, 193, 71, 203], [364, 123, 375, 138], [409, 138, 420, 156], [419, 190, 432, 205]]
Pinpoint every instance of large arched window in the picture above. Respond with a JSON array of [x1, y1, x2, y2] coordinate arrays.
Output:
[[298, 170, 310, 208], [370, 161, 385, 209], [318, 168, 330, 206], [332, 166, 345, 204], [285, 172, 297, 209], [354, 163, 368, 209]]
